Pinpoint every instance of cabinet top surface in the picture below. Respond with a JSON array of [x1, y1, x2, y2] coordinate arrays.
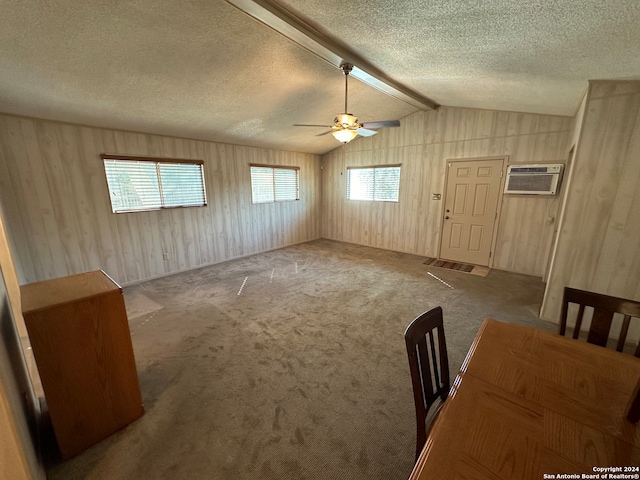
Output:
[[20, 270, 121, 313]]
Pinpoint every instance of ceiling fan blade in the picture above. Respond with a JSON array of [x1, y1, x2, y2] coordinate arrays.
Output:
[[316, 130, 334, 137], [356, 128, 378, 137], [294, 123, 333, 127], [360, 120, 401, 129]]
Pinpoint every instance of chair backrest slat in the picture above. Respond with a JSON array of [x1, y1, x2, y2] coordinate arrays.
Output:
[[404, 307, 450, 461], [416, 340, 434, 405], [627, 380, 640, 424], [559, 287, 640, 357], [428, 332, 441, 397], [572, 304, 586, 339], [586, 308, 614, 347], [618, 315, 632, 352]]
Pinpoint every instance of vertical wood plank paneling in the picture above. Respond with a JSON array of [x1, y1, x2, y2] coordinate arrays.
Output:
[[0, 115, 321, 285], [321, 106, 573, 276], [541, 81, 640, 325], [35, 120, 85, 275], [0, 118, 38, 281], [0, 105, 588, 285], [604, 119, 640, 292], [575, 96, 640, 285], [57, 124, 100, 273], [195, 140, 213, 263], [609, 176, 640, 294], [16, 118, 63, 279], [78, 127, 121, 279]]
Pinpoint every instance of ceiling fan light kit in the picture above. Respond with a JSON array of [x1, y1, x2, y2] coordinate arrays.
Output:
[[295, 63, 402, 144], [332, 129, 358, 144]]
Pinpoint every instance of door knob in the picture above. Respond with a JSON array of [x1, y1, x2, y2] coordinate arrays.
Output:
[[445, 216, 450, 219]]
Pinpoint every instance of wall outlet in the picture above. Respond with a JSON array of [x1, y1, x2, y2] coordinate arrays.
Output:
[[162, 252, 169, 260]]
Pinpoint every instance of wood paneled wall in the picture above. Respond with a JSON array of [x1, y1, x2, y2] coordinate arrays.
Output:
[[0, 115, 321, 285], [541, 81, 640, 324], [321, 107, 573, 276], [0, 200, 44, 480]]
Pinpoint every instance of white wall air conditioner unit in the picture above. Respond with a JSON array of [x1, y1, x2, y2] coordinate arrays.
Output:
[[504, 164, 564, 195]]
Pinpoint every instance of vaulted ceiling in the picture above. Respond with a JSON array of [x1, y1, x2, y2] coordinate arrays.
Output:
[[1, 0, 639, 155]]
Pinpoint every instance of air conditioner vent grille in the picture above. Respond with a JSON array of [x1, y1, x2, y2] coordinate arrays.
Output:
[[507, 174, 554, 192], [504, 163, 564, 195]]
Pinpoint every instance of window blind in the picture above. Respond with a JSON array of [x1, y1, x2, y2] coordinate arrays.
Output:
[[158, 163, 206, 208], [103, 156, 206, 213], [250, 165, 299, 203], [347, 165, 401, 202]]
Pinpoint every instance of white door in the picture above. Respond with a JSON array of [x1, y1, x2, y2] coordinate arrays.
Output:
[[439, 159, 503, 266]]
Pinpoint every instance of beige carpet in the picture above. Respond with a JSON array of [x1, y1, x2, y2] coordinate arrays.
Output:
[[46, 239, 555, 480]]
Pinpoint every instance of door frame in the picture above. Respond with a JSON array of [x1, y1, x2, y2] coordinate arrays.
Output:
[[438, 156, 508, 267], [543, 146, 575, 282]]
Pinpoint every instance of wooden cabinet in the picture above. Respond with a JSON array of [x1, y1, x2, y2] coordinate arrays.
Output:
[[21, 270, 144, 459]]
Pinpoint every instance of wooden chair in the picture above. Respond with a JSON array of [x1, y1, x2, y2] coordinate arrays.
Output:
[[627, 381, 640, 423], [559, 287, 640, 357], [404, 307, 451, 462]]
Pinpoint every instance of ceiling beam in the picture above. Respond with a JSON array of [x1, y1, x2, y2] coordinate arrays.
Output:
[[225, 0, 439, 111]]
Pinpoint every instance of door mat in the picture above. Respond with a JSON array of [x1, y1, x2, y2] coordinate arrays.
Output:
[[423, 258, 474, 272], [423, 258, 489, 277]]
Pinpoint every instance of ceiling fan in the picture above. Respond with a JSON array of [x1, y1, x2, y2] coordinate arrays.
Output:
[[294, 63, 401, 144]]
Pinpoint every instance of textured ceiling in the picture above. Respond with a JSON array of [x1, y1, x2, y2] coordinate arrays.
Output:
[[1, 0, 639, 155]]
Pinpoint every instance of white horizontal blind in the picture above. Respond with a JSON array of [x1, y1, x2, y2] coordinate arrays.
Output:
[[250, 165, 299, 203], [158, 163, 206, 208], [103, 157, 206, 213], [374, 166, 401, 201], [250, 166, 275, 204], [104, 160, 162, 212], [347, 165, 401, 202], [274, 168, 298, 201]]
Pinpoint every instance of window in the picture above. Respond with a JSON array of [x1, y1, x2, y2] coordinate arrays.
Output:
[[347, 165, 401, 202], [102, 155, 207, 213], [250, 165, 299, 204]]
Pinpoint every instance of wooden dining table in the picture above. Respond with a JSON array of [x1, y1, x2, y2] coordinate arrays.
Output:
[[408, 318, 640, 480]]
